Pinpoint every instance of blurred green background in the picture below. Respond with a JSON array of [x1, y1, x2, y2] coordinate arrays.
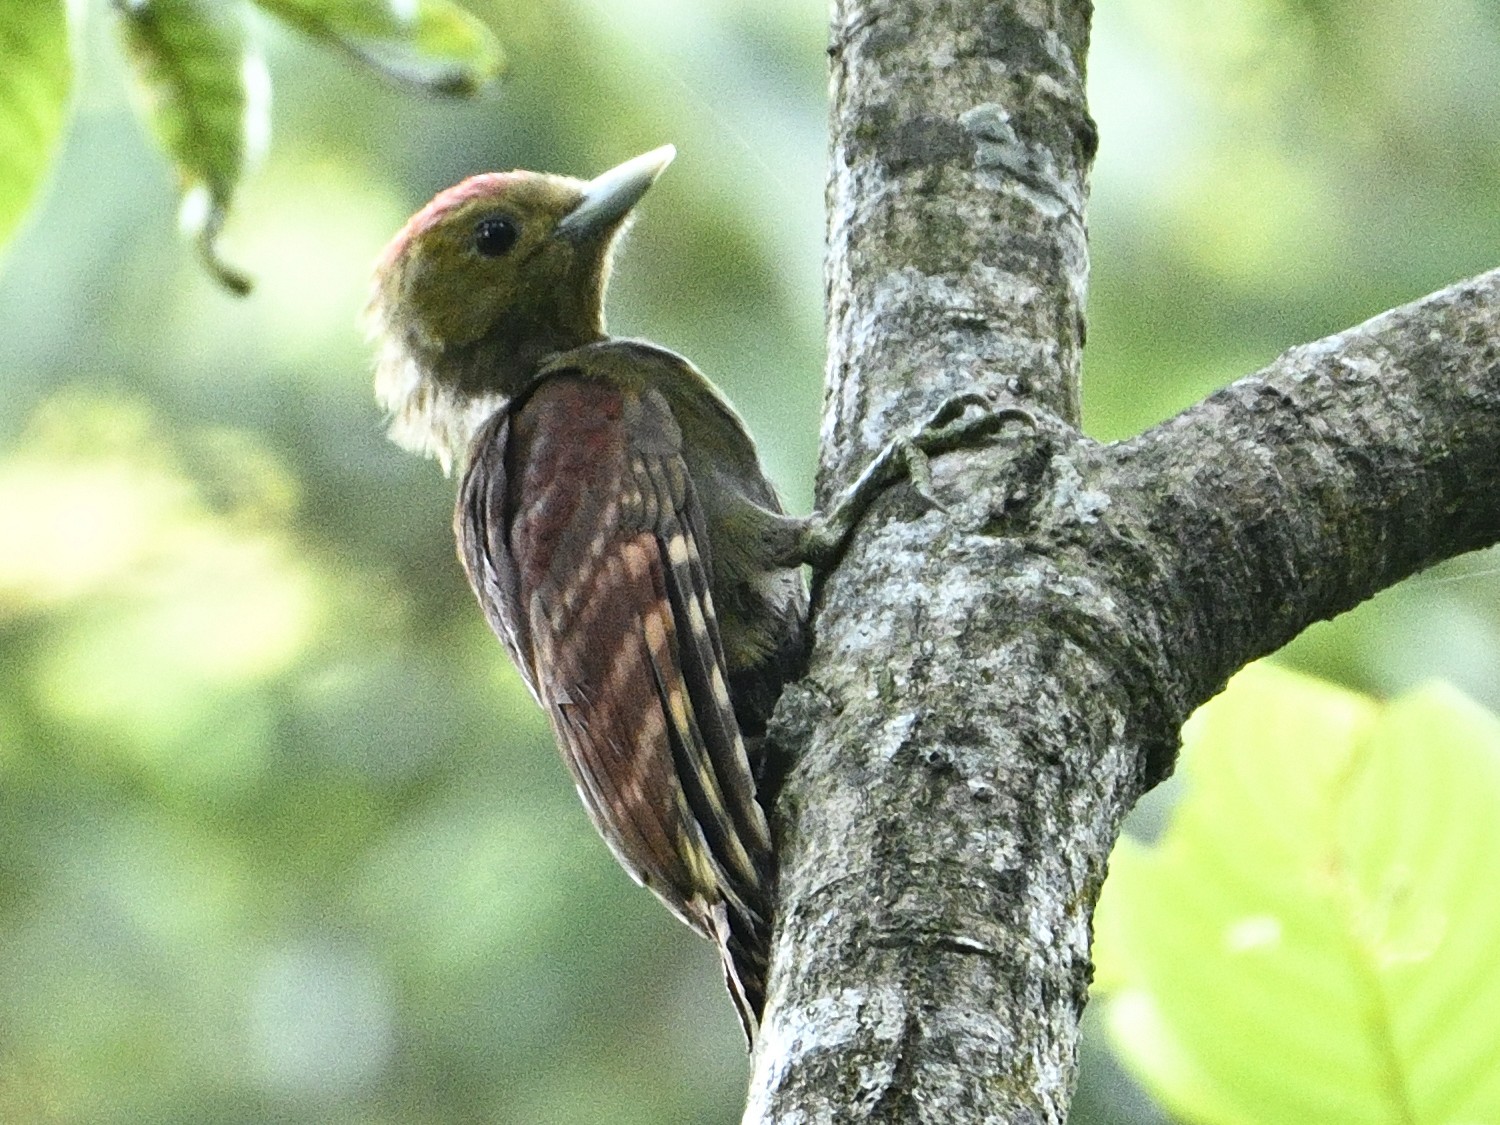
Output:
[[2, 0, 1498, 1121]]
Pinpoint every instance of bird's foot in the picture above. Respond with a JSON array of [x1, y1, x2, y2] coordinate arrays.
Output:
[[795, 394, 1034, 570]]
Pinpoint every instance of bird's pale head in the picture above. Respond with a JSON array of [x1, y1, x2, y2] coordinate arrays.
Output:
[[368, 145, 676, 471]]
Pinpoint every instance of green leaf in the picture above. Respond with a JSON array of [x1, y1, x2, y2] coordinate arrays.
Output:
[[115, 0, 263, 294], [1094, 664, 1500, 1125], [252, 0, 503, 96], [0, 0, 72, 254]]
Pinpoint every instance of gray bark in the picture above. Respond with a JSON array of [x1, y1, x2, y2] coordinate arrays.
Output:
[[742, 0, 1500, 1121]]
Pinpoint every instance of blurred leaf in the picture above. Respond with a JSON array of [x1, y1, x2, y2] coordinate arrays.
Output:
[[114, 0, 261, 294], [1094, 664, 1500, 1124], [253, 0, 503, 95], [0, 0, 72, 256], [1, 395, 319, 793]]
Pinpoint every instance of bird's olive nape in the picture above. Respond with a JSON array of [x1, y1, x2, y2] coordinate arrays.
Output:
[[474, 215, 520, 257]]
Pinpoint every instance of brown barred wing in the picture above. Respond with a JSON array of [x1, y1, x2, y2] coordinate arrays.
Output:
[[457, 409, 539, 702], [456, 375, 772, 1039]]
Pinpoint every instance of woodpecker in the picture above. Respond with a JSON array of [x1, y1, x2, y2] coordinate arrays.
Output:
[[368, 146, 806, 1041]]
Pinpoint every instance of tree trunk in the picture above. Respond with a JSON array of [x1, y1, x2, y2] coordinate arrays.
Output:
[[743, 0, 1500, 1121]]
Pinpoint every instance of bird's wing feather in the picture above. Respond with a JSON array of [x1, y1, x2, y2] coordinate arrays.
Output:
[[456, 375, 771, 1009], [457, 410, 538, 701]]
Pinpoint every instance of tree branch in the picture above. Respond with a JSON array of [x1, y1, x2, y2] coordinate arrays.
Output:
[[743, 0, 1500, 1120], [1099, 268, 1500, 750]]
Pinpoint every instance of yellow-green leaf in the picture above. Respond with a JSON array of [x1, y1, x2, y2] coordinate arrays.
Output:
[[0, 0, 72, 254], [1094, 664, 1500, 1124], [115, 0, 263, 294], [253, 0, 502, 96]]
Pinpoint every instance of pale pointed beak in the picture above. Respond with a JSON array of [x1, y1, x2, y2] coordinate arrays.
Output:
[[555, 144, 676, 241]]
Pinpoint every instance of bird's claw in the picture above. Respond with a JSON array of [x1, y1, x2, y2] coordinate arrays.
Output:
[[900, 393, 1035, 512], [897, 436, 942, 512], [795, 392, 1034, 569], [921, 391, 997, 432], [911, 393, 1034, 458]]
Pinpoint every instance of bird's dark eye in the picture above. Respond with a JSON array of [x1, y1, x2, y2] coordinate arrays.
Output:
[[474, 215, 519, 257]]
